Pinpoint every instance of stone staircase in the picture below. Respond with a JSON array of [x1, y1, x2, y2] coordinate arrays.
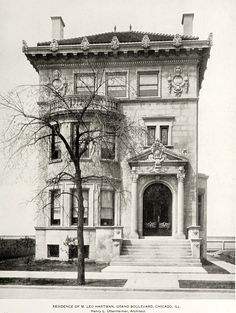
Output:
[[110, 238, 201, 267]]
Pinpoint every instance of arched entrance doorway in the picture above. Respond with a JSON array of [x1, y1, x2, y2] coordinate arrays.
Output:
[[143, 183, 172, 236]]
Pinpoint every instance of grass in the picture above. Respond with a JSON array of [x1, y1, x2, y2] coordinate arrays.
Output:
[[179, 280, 235, 289], [0, 257, 108, 272], [0, 277, 127, 287], [201, 258, 230, 274], [208, 250, 235, 265]]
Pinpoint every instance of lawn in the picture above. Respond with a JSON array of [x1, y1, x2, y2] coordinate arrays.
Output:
[[0, 257, 108, 272], [208, 250, 235, 265], [0, 277, 127, 287], [179, 280, 235, 289]]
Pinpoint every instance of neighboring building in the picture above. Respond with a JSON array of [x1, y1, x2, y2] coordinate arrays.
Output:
[[23, 14, 212, 265]]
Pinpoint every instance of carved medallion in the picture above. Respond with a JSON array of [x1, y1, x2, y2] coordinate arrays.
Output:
[[149, 139, 167, 173], [111, 36, 120, 50], [141, 35, 150, 49], [81, 37, 90, 51], [168, 66, 189, 97], [47, 70, 68, 96], [50, 39, 59, 52], [173, 34, 182, 47]]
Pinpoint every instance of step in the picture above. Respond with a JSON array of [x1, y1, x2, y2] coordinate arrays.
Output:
[[110, 262, 202, 267]]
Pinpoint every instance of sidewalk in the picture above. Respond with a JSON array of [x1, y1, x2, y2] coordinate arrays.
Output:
[[0, 260, 234, 291]]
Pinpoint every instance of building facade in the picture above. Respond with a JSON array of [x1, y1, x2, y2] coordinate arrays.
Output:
[[23, 14, 211, 263]]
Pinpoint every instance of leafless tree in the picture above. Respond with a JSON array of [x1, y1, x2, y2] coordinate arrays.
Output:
[[0, 67, 144, 285]]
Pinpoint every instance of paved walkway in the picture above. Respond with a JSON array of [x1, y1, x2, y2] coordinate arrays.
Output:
[[0, 270, 234, 291]]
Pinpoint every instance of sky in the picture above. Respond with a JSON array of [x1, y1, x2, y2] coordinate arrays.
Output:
[[0, 0, 235, 236]]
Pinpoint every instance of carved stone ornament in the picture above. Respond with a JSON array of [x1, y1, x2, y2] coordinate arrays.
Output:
[[149, 139, 167, 173], [131, 169, 139, 182], [208, 32, 213, 46], [168, 66, 189, 97], [111, 36, 120, 50], [141, 34, 150, 48], [173, 34, 182, 47], [22, 40, 28, 52], [177, 166, 185, 182], [81, 37, 90, 50], [50, 39, 59, 52], [47, 70, 68, 96]]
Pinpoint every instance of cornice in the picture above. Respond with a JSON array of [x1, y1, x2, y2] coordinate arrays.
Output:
[[35, 58, 200, 70]]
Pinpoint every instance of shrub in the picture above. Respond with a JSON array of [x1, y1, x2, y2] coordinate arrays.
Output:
[[0, 237, 35, 260]]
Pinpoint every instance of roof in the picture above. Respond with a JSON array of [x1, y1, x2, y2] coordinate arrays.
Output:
[[37, 30, 199, 46]]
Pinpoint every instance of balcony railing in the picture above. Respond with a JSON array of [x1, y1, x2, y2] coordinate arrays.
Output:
[[38, 94, 120, 115]]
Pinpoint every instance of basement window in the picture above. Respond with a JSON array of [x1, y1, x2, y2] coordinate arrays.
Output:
[[68, 245, 89, 259], [47, 244, 59, 258]]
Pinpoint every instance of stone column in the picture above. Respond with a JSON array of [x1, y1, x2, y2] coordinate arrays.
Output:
[[177, 166, 185, 238], [130, 169, 139, 238]]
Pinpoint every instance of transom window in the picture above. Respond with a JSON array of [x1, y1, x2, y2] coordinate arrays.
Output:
[[71, 189, 89, 226], [106, 73, 127, 98], [50, 190, 61, 225], [138, 72, 159, 97], [75, 73, 95, 95], [100, 190, 114, 226], [71, 122, 90, 158]]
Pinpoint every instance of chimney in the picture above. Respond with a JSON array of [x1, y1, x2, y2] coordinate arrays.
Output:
[[51, 16, 65, 40], [181, 13, 194, 36]]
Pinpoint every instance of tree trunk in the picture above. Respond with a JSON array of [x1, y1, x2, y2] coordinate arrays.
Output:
[[75, 168, 85, 285]]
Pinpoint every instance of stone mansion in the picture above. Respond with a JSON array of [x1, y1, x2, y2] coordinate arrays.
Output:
[[23, 14, 212, 265]]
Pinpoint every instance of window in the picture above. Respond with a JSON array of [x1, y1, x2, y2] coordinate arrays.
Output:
[[147, 126, 156, 146], [71, 189, 89, 226], [71, 123, 90, 158], [50, 190, 61, 225], [138, 72, 159, 97], [48, 244, 59, 257], [75, 73, 95, 95], [101, 127, 116, 160], [198, 194, 204, 227], [160, 126, 169, 146], [100, 190, 114, 226], [106, 73, 127, 98], [69, 245, 89, 259], [50, 126, 61, 160]]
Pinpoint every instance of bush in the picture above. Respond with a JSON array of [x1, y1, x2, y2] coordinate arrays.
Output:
[[0, 238, 35, 261]]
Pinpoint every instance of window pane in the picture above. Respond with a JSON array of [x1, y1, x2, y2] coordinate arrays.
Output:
[[101, 132, 115, 159], [48, 245, 59, 257], [140, 74, 158, 85], [101, 190, 114, 226], [71, 189, 89, 225], [147, 126, 156, 145], [71, 123, 90, 158], [160, 126, 169, 145], [107, 73, 127, 98], [51, 190, 61, 225], [77, 76, 94, 87]]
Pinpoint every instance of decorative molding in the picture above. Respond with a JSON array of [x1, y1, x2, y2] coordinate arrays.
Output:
[[141, 35, 151, 49], [177, 166, 185, 182], [111, 36, 120, 50], [47, 69, 68, 96], [50, 39, 59, 52], [149, 139, 167, 173], [22, 40, 28, 52], [131, 169, 139, 182], [208, 32, 213, 46], [173, 34, 182, 47], [36, 58, 199, 70], [81, 37, 90, 51], [168, 66, 189, 97]]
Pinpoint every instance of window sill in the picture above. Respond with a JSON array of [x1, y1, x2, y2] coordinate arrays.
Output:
[[144, 145, 173, 149], [49, 159, 62, 164], [100, 159, 118, 163], [136, 95, 161, 99]]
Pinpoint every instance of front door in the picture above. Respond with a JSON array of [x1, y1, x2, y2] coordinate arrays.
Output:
[[143, 183, 172, 236]]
